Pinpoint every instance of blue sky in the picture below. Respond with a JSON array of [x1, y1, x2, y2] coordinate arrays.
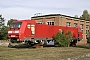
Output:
[[0, 0, 90, 25]]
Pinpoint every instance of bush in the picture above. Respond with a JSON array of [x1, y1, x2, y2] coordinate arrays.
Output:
[[0, 26, 8, 40], [54, 31, 71, 47]]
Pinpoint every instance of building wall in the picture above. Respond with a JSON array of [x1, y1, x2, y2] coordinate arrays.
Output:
[[31, 14, 90, 45]]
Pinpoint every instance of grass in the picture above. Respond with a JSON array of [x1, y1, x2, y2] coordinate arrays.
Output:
[[0, 45, 90, 60]]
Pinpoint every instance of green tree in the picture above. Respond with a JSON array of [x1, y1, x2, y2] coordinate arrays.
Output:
[[0, 14, 8, 40], [7, 19, 14, 27], [0, 15, 5, 30], [54, 31, 71, 47], [65, 31, 72, 47], [80, 10, 90, 20], [0, 26, 8, 40]]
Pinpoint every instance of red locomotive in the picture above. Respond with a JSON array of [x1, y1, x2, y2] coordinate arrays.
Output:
[[8, 20, 82, 46]]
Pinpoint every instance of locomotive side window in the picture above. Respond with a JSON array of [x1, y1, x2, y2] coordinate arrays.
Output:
[[27, 24, 30, 28], [31, 24, 35, 36]]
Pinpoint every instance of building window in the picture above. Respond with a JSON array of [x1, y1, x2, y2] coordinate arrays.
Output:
[[86, 25, 89, 30], [86, 35, 88, 39], [37, 22, 42, 24], [80, 24, 83, 29], [86, 30, 89, 34], [66, 22, 70, 26], [74, 23, 77, 27], [86, 25, 89, 34], [47, 21, 54, 25]]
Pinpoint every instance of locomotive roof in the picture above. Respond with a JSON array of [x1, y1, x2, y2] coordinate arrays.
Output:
[[12, 20, 36, 23]]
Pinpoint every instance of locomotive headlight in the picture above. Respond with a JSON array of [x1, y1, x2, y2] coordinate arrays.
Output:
[[15, 31, 19, 33], [8, 31, 12, 33]]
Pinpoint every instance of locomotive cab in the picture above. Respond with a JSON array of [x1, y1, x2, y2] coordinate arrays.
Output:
[[8, 21, 22, 43], [8, 20, 36, 43]]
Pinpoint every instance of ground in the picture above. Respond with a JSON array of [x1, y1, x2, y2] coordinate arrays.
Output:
[[0, 40, 90, 60]]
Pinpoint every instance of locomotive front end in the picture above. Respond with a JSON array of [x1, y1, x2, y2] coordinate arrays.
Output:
[[8, 22, 22, 43]]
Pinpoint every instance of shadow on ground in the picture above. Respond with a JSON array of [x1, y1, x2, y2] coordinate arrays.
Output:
[[8, 43, 55, 49], [8, 43, 30, 48]]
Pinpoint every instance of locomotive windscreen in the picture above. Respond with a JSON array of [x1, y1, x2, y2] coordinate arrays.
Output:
[[10, 22, 22, 28]]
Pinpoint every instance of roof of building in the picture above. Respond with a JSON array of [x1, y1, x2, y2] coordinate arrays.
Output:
[[31, 14, 90, 21]]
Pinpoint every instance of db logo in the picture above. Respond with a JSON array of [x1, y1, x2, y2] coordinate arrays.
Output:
[[59, 29, 62, 32], [12, 31, 15, 33]]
